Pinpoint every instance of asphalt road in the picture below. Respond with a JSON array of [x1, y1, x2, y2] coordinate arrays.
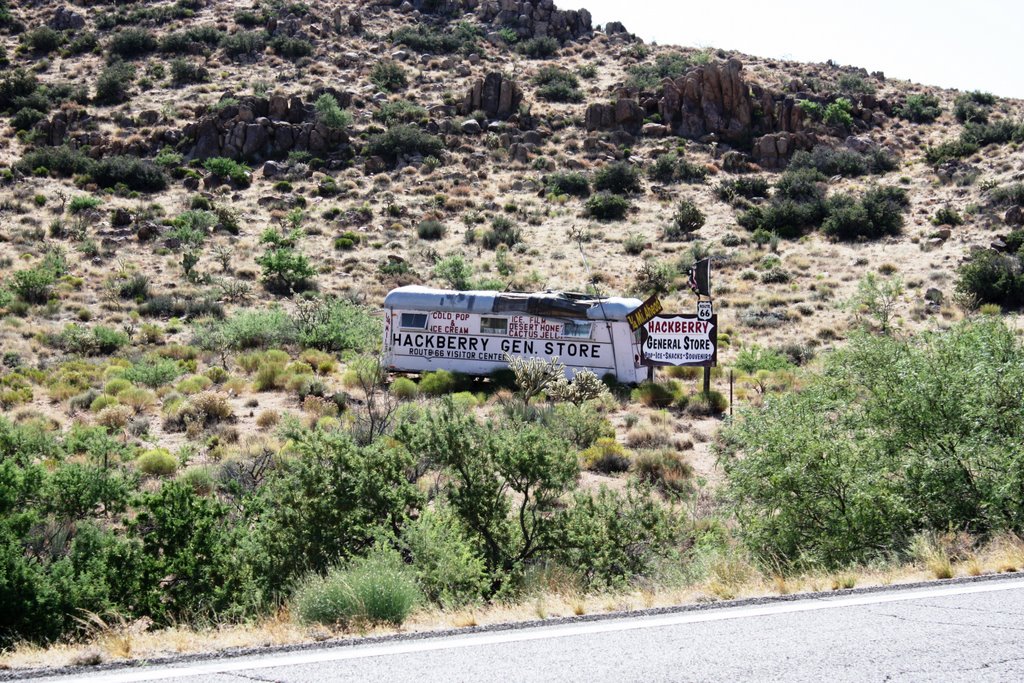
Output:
[[27, 576, 1024, 683]]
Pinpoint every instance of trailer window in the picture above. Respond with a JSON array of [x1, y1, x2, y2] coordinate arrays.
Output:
[[480, 317, 507, 335], [400, 313, 428, 329], [563, 321, 592, 338]]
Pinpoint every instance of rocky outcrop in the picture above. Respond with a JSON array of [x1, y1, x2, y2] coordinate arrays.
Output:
[[476, 0, 591, 42], [751, 132, 817, 169], [181, 92, 353, 161], [49, 7, 85, 30], [658, 59, 756, 143], [584, 98, 644, 135], [457, 72, 524, 120]]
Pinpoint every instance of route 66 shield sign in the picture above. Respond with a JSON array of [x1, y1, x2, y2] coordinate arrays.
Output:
[[697, 300, 713, 321]]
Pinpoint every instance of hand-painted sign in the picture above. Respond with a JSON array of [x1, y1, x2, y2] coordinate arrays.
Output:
[[625, 294, 664, 331], [640, 314, 717, 367]]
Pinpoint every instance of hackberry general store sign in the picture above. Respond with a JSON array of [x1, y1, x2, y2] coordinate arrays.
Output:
[[640, 314, 718, 367]]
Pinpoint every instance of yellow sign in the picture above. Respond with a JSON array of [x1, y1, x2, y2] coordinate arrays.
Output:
[[626, 294, 663, 331]]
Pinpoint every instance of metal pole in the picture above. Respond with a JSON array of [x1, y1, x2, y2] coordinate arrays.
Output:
[[729, 369, 734, 417], [702, 365, 711, 395]]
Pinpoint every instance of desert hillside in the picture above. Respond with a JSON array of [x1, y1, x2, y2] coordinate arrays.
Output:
[[1, 0, 1024, 664]]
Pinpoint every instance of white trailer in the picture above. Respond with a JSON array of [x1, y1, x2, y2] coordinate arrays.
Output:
[[383, 285, 648, 384]]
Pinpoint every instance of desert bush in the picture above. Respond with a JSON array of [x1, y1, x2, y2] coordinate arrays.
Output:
[[221, 31, 265, 59], [390, 24, 476, 54], [10, 266, 56, 304], [23, 26, 62, 53], [402, 506, 487, 608], [593, 162, 642, 195], [390, 377, 418, 400], [108, 28, 156, 59], [480, 216, 521, 249], [92, 156, 166, 192], [545, 171, 590, 198], [555, 485, 681, 588], [580, 437, 632, 473], [955, 250, 1024, 309], [954, 91, 995, 124], [789, 145, 895, 177], [417, 219, 447, 240], [664, 200, 705, 240], [625, 52, 696, 90], [293, 297, 380, 354], [544, 402, 614, 449], [269, 35, 312, 59], [203, 157, 250, 186], [585, 192, 630, 220], [533, 66, 582, 102], [314, 94, 351, 129], [925, 138, 980, 166], [822, 98, 854, 127], [370, 60, 407, 92], [895, 93, 942, 123], [632, 449, 693, 497], [734, 346, 793, 375], [719, 318, 1024, 567], [716, 176, 771, 202], [137, 448, 177, 476], [94, 61, 135, 104], [932, 206, 963, 226], [256, 244, 315, 295], [433, 255, 473, 290], [365, 124, 444, 164], [517, 36, 558, 59], [649, 153, 707, 184], [163, 391, 235, 431], [293, 548, 420, 626], [374, 99, 427, 126], [685, 390, 728, 416], [822, 186, 908, 241], [418, 369, 456, 396], [630, 382, 675, 407], [48, 325, 129, 356], [170, 58, 209, 85]]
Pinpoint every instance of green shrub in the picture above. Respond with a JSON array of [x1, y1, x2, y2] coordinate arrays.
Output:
[[269, 35, 313, 59], [11, 107, 45, 132], [480, 216, 521, 249], [374, 99, 427, 126], [822, 98, 854, 127], [932, 206, 963, 226], [10, 266, 56, 304], [686, 389, 728, 416], [93, 156, 167, 193], [953, 91, 995, 124], [124, 358, 182, 387], [585, 192, 630, 220], [720, 319, 1024, 567], [94, 61, 135, 104], [417, 370, 456, 396], [632, 449, 693, 496], [556, 485, 680, 588], [716, 176, 771, 202], [365, 124, 444, 164], [533, 66, 581, 102], [292, 548, 420, 626], [402, 506, 487, 608], [23, 26, 62, 53], [203, 157, 250, 186], [68, 195, 102, 214], [433, 255, 473, 290], [789, 145, 895, 177], [594, 162, 642, 195], [956, 250, 1024, 309], [734, 346, 793, 374], [417, 219, 447, 240], [895, 93, 942, 123], [108, 28, 157, 59], [170, 58, 209, 85], [314, 94, 351, 129], [649, 153, 707, 184], [665, 200, 705, 240], [625, 52, 695, 91], [256, 246, 316, 294], [16, 145, 92, 177], [517, 36, 559, 59], [630, 382, 674, 407], [370, 60, 407, 92], [390, 23, 476, 54], [391, 377, 418, 400], [545, 171, 590, 197], [221, 31, 266, 59], [293, 297, 381, 354], [580, 437, 632, 473], [137, 448, 177, 476], [822, 186, 908, 241]]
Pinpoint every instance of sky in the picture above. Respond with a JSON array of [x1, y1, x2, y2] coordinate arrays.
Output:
[[556, 0, 1024, 99]]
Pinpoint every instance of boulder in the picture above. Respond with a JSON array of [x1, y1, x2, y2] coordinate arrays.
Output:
[[111, 208, 132, 228], [458, 72, 523, 121], [50, 6, 85, 30], [1006, 206, 1024, 226], [461, 119, 482, 134]]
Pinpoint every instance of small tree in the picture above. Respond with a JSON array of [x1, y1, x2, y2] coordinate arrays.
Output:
[[849, 273, 903, 334], [433, 255, 473, 290]]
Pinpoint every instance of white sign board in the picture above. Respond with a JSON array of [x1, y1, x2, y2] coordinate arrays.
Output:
[[640, 314, 717, 367]]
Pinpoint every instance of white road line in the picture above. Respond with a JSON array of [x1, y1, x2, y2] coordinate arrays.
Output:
[[59, 578, 1024, 683]]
